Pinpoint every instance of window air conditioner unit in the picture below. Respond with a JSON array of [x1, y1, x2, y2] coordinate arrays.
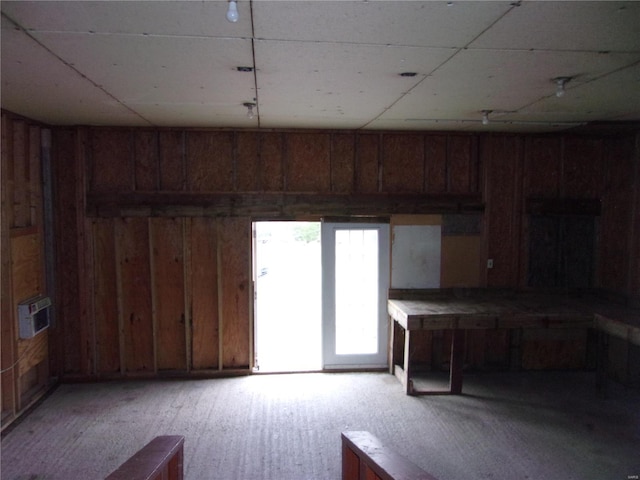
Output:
[[18, 295, 52, 339]]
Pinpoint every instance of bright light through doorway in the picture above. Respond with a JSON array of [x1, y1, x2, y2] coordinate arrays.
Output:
[[254, 222, 321, 372]]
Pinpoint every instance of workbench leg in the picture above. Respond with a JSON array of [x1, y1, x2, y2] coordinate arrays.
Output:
[[389, 317, 395, 375], [403, 329, 413, 395], [449, 329, 465, 394], [596, 330, 609, 398]]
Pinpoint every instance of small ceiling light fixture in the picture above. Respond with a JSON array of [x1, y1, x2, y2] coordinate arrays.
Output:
[[226, 0, 239, 23], [243, 102, 256, 119], [554, 76, 571, 98], [481, 110, 492, 125], [399, 72, 417, 77]]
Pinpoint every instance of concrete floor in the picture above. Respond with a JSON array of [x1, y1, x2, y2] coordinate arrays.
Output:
[[1, 371, 639, 480]]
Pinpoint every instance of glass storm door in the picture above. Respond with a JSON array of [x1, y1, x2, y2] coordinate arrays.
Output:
[[321, 223, 390, 369]]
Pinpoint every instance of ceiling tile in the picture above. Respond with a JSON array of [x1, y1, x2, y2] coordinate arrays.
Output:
[[472, 1, 640, 52], [253, 0, 512, 47]]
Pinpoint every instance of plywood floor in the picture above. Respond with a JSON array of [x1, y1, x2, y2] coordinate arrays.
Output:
[[1, 371, 639, 480]]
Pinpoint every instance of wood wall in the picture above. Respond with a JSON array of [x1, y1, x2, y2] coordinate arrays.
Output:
[[3, 121, 639, 401], [1, 112, 50, 428]]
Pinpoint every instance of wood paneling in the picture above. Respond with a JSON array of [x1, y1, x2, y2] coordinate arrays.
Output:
[[260, 132, 284, 191], [90, 129, 134, 193], [482, 136, 523, 287], [189, 217, 219, 370], [159, 131, 185, 191], [524, 136, 562, 197], [355, 134, 380, 193], [93, 219, 120, 373], [331, 133, 355, 193], [10, 233, 42, 303], [187, 132, 234, 192], [382, 134, 424, 193], [134, 131, 159, 191], [151, 218, 187, 371], [117, 217, 154, 373], [562, 136, 604, 198], [448, 135, 476, 194], [286, 133, 331, 192], [425, 135, 447, 193], [219, 217, 251, 369], [236, 132, 260, 192]]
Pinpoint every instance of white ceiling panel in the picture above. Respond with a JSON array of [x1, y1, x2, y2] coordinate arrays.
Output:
[[253, 0, 512, 47], [377, 48, 640, 123], [0, 16, 148, 126], [255, 39, 455, 128], [1, 0, 253, 38], [471, 1, 640, 52], [1, 1, 639, 132]]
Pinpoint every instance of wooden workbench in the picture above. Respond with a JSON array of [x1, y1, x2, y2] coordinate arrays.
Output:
[[387, 289, 640, 395]]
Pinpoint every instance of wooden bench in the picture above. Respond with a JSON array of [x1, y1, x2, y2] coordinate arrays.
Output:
[[342, 431, 439, 480], [105, 435, 185, 480]]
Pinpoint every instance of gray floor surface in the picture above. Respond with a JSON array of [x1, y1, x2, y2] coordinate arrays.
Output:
[[1, 371, 639, 480]]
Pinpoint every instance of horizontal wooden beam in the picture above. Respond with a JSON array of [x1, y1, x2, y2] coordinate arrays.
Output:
[[87, 192, 484, 218]]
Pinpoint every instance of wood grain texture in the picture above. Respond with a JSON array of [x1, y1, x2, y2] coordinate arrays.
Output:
[[117, 218, 154, 372], [524, 136, 561, 197], [331, 133, 355, 193], [382, 134, 424, 193], [151, 218, 187, 371], [447, 135, 475, 194], [285, 133, 331, 192], [89, 129, 134, 194], [135, 131, 159, 191], [189, 218, 219, 370], [425, 135, 447, 194], [260, 133, 285, 192], [11, 120, 30, 228], [10, 233, 42, 304], [159, 131, 185, 191], [93, 219, 120, 373], [482, 136, 522, 287], [187, 131, 233, 192], [562, 136, 604, 199], [236, 132, 260, 192], [355, 134, 380, 193], [219, 217, 251, 369]]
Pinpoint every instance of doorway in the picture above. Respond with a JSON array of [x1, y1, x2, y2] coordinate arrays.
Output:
[[253, 220, 390, 372], [253, 221, 322, 372]]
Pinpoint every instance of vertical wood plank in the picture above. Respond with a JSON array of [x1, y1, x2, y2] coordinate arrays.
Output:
[[236, 132, 260, 192], [260, 132, 284, 192], [117, 218, 154, 373], [151, 218, 187, 371], [159, 131, 185, 191], [89, 129, 134, 194], [53, 129, 82, 375], [562, 136, 604, 199], [93, 219, 120, 373], [28, 126, 42, 229], [524, 136, 562, 197], [424, 135, 447, 194], [355, 134, 380, 193], [12, 120, 29, 228], [447, 135, 473, 194], [482, 136, 523, 287], [219, 217, 251, 369], [134, 131, 159, 191], [187, 132, 234, 192], [382, 134, 424, 193], [285, 133, 331, 192], [331, 133, 356, 193], [1, 115, 17, 419], [190, 217, 219, 369]]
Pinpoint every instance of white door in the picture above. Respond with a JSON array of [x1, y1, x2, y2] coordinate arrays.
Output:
[[321, 223, 390, 369]]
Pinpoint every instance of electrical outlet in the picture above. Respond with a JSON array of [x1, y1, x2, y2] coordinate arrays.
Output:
[[487, 259, 494, 269]]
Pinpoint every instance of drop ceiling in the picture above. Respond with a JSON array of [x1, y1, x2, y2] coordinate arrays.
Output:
[[2, 0, 640, 132]]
